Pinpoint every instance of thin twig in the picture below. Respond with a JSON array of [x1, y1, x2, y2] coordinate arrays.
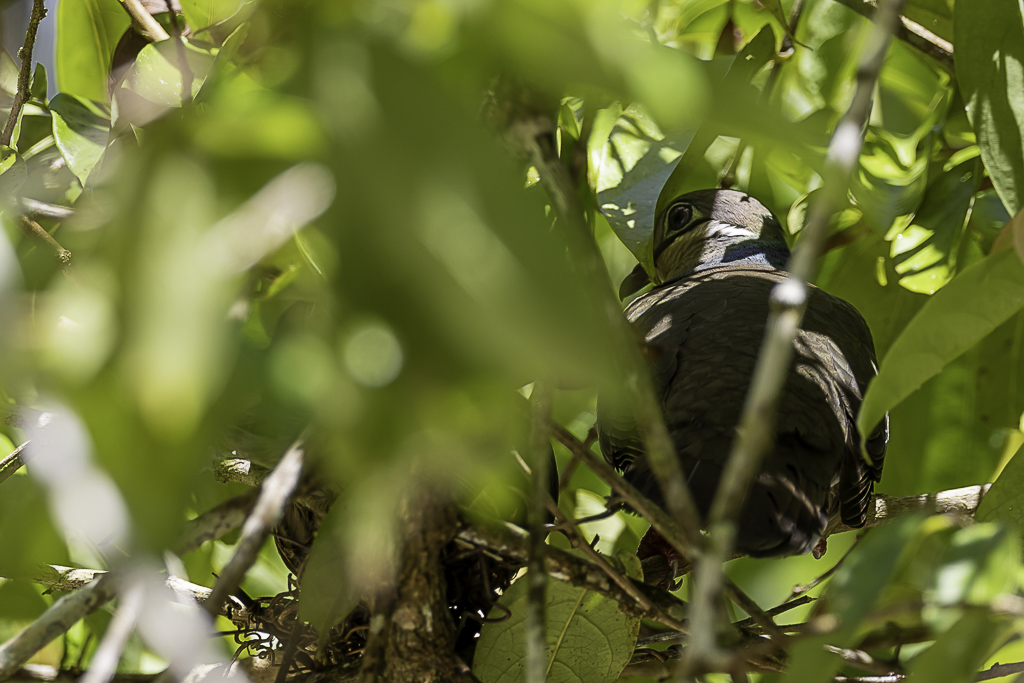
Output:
[[162, 0, 193, 104], [544, 500, 688, 632], [17, 216, 71, 270], [455, 523, 689, 629], [0, 441, 30, 486], [1, 0, 46, 147], [551, 424, 693, 571], [19, 198, 74, 221], [175, 490, 258, 555], [525, 385, 551, 683], [116, 0, 170, 41], [78, 581, 143, 683], [511, 108, 704, 556], [204, 440, 304, 615], [690, 0, 907, 671], [830, 0, 954, 70]]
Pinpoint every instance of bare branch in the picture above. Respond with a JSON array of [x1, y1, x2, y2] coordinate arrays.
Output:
[[204, 440, 304, 615], [0, 573, 121, 681], [116, 0, 171, 42], [507, 100, 704, 556], [16, 216, 71, 271], [19, 199, 74, 221], [0, 442, 30, 486], [525, 386, 551, 683], [1, 0, 46, 147], [691, 0, 908, 669], [78, 582, 143, 683], [830, 0, 954, 70], [455, 523, 688, 628], [175, 490, 258, 556]]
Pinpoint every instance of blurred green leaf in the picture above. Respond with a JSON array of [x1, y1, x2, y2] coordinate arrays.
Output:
[[978, 447, 1024, 546], [955, 0, 1024, 214], [180, 0, 247, 33], [0, 581, 47, 621], [0, 477, 67, 578], [472, 571, 640, 683], [786, 514, 927, 683], [55, 0, 129, 102], [121, 40, 214, 109], [0, 146, 27, 196], [49, 93, 110, 185], [904, 610, 1009, 683], [859, 249, 1024, 444]]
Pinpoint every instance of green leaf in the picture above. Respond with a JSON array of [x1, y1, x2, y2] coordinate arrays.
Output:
[[786, 514, 927, 683], [55, 0, 129, 102], [858, 249, 1024, 444], [955, 0, 1024, 214], [904, 611, 1009, 683], [0, 146, 27, 196], [49, 93, 110, 185], [978, 446, 1024, 546], [891, 158, 977, 294], [0, 47, 18, 96], [29, 63, 47, 101], [657, 26, 777, 217], [179, 0, 247, 33], [0, 476, 68, 578], [472, 573, 640, 683], [122, 40, 215, 108]]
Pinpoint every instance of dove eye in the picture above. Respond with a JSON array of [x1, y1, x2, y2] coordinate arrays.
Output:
[[666, 204, 693, 234]]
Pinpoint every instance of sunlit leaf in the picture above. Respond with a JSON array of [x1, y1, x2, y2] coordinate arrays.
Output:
[[49, 93, 110, 185], [55, 0, 129, 102], [859, 249, 1024, 445]]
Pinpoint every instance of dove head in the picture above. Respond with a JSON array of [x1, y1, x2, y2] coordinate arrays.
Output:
[[652, 189, 790, 284]]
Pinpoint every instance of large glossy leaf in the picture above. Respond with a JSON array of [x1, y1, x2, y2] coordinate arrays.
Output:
[[121, 40, 215, 109], [55, 0, 129, 102], [977, 446, 1024, 546], [49, 93, 110, 185], [858, 249, 1024, 444], [955, 0, 1024, 214], [473, 571, 641, 683]]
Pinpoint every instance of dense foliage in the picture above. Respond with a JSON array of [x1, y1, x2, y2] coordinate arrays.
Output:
[[2, 0, 1024, 681]]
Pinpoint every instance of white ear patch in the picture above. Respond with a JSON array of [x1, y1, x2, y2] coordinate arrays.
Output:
[[706, 221, 756, 239]]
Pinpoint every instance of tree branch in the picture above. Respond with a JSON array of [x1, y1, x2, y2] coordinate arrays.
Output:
[[1, 0, 46, 147], [689, 0, 907, 670], [0, 442, 30, 486], [830, 0, 954, 70], [505, 98, 704, 557], [16, 216, 71, 271], [176, 490, 258, 556], [115, 0, 170, 42], [0, 573, 121, 681], [204, 441, 304, 616], [525, 386, 551, 683]]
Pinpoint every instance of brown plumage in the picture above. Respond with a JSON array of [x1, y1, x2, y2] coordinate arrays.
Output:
[[599, 189, 887, 557]]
